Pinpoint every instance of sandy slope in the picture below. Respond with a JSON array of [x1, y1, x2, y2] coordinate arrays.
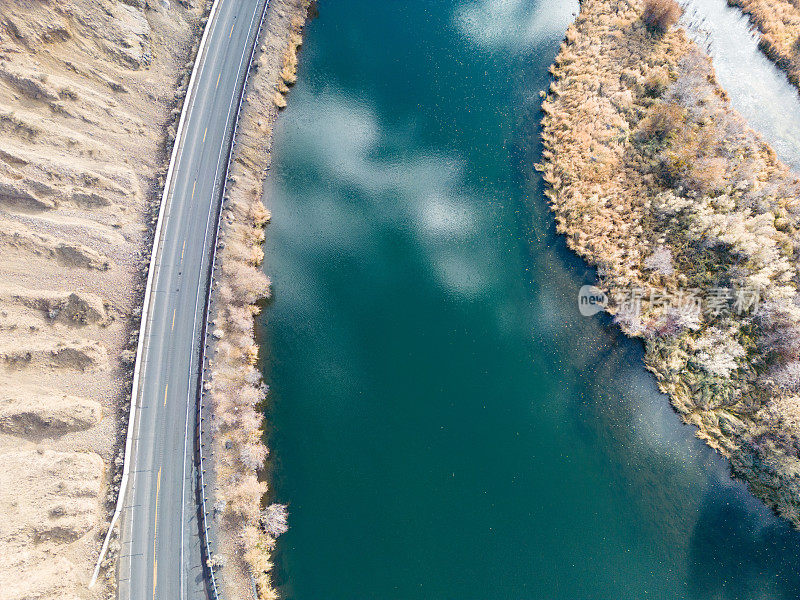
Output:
[[0, 1, 208, 598]]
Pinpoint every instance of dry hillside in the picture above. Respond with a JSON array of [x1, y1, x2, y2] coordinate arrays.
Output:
[[0, 1, 208, 598]]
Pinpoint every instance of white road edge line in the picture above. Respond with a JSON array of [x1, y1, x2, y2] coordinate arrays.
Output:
[[179, 7, 263, 599], [90, 0, 228, 587]]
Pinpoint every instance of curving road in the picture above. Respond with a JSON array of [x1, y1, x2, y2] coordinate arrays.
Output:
[[118, 1, 267, 598]]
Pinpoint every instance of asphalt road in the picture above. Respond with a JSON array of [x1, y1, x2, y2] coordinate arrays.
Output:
[[119, 1, 267, 598]]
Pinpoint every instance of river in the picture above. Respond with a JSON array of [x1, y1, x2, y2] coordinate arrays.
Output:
[[260, 1, 800, 598], [683, 0, 800, 170]]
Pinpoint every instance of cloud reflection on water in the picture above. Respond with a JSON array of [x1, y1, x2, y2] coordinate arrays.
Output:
[[280, 91, 500, 301], [454, 0, 577, 51]]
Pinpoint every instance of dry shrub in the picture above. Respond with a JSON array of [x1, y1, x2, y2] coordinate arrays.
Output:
[[248, 542, 278, 600], [244, 367, 262, 386], [248, 200, 271, 226], [769, 361, 800, 393], [644, 68, 670, 97], [237, 385, 265, 408], [241, 524, 261, 548], [260, 504, 288, 538], [217, 408, 239, 429], [639, 102, 685, 142], [244, 344, 259, 365], [225, 475, 265, 522], [687, 157, 727, 194], [643, 245, 674, 275], [225, 240, 254, 264], [757, 302, 800, 359], [240, 441, 268, 471], [250, 245, 265, 266], [238, 408, 264, 435], [244, 540, 274, 573], [215, 341, 234, 360], [228, 306, 256, 333], [657, 152, 689, 187], [231, 333, 253, 350], [216, 283, 234, 306], [643, 0, 682, 33], [222, 261, 272, 304]]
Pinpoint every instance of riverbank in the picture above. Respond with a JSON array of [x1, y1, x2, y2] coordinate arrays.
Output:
[[204, 1, 309, 598], [540, 0, 800, 526], [0, 2, 209, 597], [726, 0, 800, 90]]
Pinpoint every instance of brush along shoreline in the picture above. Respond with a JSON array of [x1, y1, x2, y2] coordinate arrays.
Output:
[[203, 1, 310, 598], [726, 0, 800, 92], [540, 0, 800, 526]]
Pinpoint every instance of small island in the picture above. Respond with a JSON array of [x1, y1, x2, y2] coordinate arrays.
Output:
[[540, 0, 800, 525]]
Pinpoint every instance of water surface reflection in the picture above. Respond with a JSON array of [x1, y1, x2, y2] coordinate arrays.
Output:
[[262, 1, 800, 598]]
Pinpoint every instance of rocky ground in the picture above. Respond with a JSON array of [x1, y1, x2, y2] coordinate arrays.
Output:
[[540, 0, 800, 527], [204, 0, 310, 598], [0, 1, 208, 598]]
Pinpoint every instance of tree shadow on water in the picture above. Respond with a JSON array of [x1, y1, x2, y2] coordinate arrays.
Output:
[[688, 484, 800, 600]]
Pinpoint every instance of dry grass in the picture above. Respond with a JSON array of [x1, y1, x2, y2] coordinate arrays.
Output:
[[540, 0, 800, 527], [638, 101, 686, 142], [643, 0, 682, 33], [206, 5, 310, 599], [728, 0, 800, 89]]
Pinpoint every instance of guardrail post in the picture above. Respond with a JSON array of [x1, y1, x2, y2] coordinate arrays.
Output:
[[194, 2, 273, 599]]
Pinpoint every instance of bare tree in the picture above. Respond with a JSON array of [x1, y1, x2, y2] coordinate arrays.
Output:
[[644, 245, 674, 275], [768, 361, 800, 393], [260, 503, 288, 538]]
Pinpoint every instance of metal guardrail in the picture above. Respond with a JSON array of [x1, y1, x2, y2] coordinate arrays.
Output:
[[90, 0, 227, 588], [195, 1, 272, 599]]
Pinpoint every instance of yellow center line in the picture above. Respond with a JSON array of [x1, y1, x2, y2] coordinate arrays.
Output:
[[229, 22, 235, 38], [191, 180, 196, 200], [163, 384, 168, 407], [181, 239, 186, 262], [216, 72, 221, 89], [202, 127, 207, 143], [153, 467, 161, 599], [171, 308, 176, 331]]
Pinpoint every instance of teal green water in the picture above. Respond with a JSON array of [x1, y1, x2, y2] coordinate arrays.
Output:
[[260, 1, 800, 598]]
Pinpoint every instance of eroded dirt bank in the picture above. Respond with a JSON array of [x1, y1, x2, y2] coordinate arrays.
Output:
[[0, 1, 210, 598], [204, 0, 310, 598], [540, 0, 800, 526]]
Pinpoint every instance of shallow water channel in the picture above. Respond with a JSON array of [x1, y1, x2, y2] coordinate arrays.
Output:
[[684, 0, 800, 170], [260, 1, 800, 598]]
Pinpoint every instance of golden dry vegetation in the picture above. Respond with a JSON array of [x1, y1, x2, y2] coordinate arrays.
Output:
[[643, 0, 682, 32], [728, 0, 800, 90], [540, 0, 800, 526]]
